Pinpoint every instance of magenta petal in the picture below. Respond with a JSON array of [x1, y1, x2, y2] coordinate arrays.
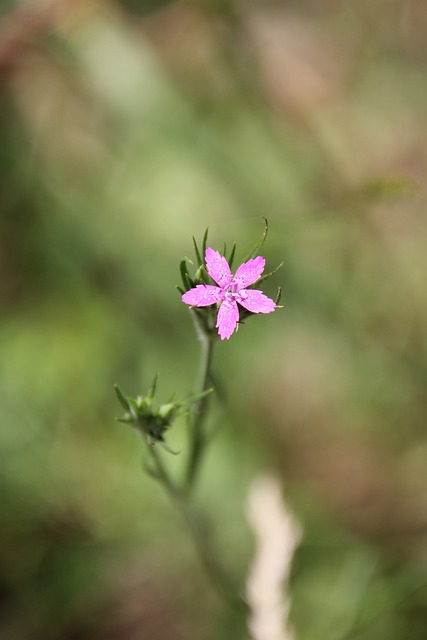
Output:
[[216, 299, 239, 340], [205, 248, 232, 288], [182, 285, 222, 307], [238, 289, 276, 314], [233, 256, 265, 289]]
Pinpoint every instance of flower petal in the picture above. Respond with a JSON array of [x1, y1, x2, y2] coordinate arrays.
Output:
[[216, 299, 239, 340], [182, 285, 222, 307], [205, 248, 232, 288], [233, 256, 265, 289], [238, 289, 276, 314]]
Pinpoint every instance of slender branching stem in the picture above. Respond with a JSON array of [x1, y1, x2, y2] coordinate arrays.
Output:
[[141, 309, 248, 620], [147, 442, 243, 609]]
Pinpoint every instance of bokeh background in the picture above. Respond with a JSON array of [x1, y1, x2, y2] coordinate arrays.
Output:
[[1, 1, 427, 639]]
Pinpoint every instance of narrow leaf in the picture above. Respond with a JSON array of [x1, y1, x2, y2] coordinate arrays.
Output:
[[192, 236, 203, 267], [115, 415, 133, 424], [179, 388, 213, 414], [114, 384, 130, 411], [147, 373, 159, 403], [228, 242, 237, 269], [180, 259, 194, 290], [255, 261, 284, 285], [202, 227, 209, 261], [159, 440, 180, 455], [275, 286, 282, 306], [243, 217, 269, 262], [180, 259, 189, 289]]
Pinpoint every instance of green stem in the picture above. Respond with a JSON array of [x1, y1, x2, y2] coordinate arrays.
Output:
[[185, 326, 216, 493], [139, 315, 248, 625], [147, 443, 244, 609]]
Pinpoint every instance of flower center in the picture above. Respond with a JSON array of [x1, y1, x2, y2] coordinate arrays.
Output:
[[224, 281, 241, 301]]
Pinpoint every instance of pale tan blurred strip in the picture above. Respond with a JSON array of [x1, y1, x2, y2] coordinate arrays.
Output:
[[246, 475, 302, 640]]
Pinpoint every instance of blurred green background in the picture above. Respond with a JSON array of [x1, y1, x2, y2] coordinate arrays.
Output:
[[1, 0, 427, 638]]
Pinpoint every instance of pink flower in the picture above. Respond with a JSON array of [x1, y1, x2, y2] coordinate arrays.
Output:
[[182, 248, 276, 340]]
